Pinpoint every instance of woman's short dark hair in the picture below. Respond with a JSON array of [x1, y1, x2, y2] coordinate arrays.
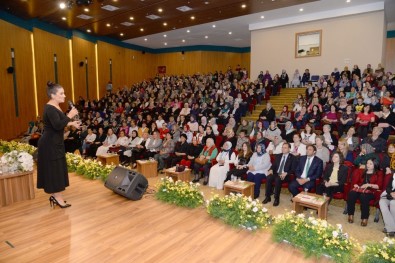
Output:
[[46, 81, 62, 99], [332, 151, 345, 165]]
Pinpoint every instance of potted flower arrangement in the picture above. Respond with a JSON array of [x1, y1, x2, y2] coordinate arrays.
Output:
[[66, 153, 115, 181], [0, 140, 36, 155], [206, 193, 273, 230], [156, 177, 204, 208], [272, 211, 355, 263], [359, 237, 395, 262], [0, 150, 34, 173]]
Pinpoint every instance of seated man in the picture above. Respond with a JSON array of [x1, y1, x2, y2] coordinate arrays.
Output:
[[263, 142, 296, 206], [360, 126, 387, 152], [288, 145, 323, 197]]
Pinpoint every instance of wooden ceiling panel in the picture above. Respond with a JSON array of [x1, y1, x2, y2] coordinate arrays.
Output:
[[0, 0, 317, 40]]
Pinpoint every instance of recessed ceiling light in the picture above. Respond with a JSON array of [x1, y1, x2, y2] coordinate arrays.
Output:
[[158, 8, 163, 13], [121, 22, 134, 26], [144, 38, 147, 41], [163, 22, 167, 26], [212, 24, 216, 28], [205, 36, 208, 39], [299, 8, 304, 11], [164, 42, 167, 46], [140, 28, 144, 31], [106, 23, 111, 27], [84, 8, 89, 12], [146, 14, 160, 20], [241, 4, 246, 8], [163, 34, 167, 38], [260, 15, 264, 19], [101, 5, 119, 11], [204, 1, 209, 4], [346, 0, 351, 2], [176, 6, 192, 12], [129, 16, 134, 20], [190, 16, 195, 20], [186, 29, 190, 33], [86, 29, 91, 33], [62, 17, 66, 21], [228, 32, 232, 35], [120, 33, 124, 36], [59, 2, 66, 9], [182, 39, 185, 42]]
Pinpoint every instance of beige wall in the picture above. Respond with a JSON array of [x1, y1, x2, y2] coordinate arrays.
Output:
[[251, 11, 385, 79]]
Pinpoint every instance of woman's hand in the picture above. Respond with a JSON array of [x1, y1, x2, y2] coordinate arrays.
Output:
[[67, 107, 79, 119], [353, 184, 359, 188]]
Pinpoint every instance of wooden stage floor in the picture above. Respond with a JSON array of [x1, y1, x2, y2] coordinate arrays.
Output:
[[0, 170, 382, 263]]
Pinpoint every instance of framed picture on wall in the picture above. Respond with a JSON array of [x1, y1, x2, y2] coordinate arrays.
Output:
[[158, 66, 166, 74], [295, 30, 322, 58]]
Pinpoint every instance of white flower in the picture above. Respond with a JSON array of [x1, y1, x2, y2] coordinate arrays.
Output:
[[196, 183, 200, 187], [332, 231, 338, 238], [311, 220, 318, 226], [247, 227, 252, 231], [206, 200, 210, 205], [162, 188, 167, 192], [262, 208, 268, 213], [297, 213, 305, 218], [336, 224, 342, 230], [251, 201, 257, 206], [252, 207, 259, 213]]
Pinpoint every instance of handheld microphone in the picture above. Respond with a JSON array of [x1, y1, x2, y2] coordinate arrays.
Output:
[[68, 100, 79, 121]]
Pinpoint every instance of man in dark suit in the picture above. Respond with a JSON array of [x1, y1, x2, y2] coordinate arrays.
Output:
[[263, 142, 296, 206], [288, 145, 323, 197]]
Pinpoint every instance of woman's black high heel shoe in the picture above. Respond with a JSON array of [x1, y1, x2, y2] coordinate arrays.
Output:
[[49, 196, 71, 209]]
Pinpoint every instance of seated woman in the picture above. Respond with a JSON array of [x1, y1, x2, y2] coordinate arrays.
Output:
[[266, 136, 284, 155], [322, 104, 339, 128], [64, 125, 81, 153], [277, 105, 291, 126], [96, 128, 117, 156], [337, 138, 354, 162], [81, 128, 96, 156], [354, 143, 379, 168], [208, 142, 236, 189], [290, 133, 307, 157], [356, 104, 375, 138], [300, 123, 316, 146], [340, 126, 359, 152], [379, 173, 395, 236], [236, 119, 252, 137], [315, 135, 330, 168], [226, 142, 253, 181], [249, 121, 265, 140], [347, 158, 383, 226], [192, 138, 218, 184], [250, 131, 264, 151], [187, 115, 199, 133], [316, 152, 348, 202], [306, 105, 322, 128], [376, 104, 395, 141], [246, 143, 271, 199], [87, 127, 106, 157], [281, 121, 296, 143], [338, 105, 355, 137], [322, 124, 338, 151], [20, 121, 38, 144], [184, 136, 203, 169], [264, 121, 281, 143], [293, 106, 308, 131], [381, 144, 395, 175], [154, 133, 175, 171]]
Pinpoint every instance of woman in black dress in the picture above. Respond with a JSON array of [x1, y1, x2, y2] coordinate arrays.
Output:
[[37, 81, 80, 208]]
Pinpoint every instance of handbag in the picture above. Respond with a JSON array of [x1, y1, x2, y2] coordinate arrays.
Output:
[[352, 187, 373, 194], [180, 159, 191, 168], [195, 157, 208, 165], [175, 164, 186, 172]]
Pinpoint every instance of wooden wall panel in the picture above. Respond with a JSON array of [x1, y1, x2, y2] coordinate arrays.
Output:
[[72, 37, 97, 101], [385, 38, 395, 74], [124, 49, 156, 84], [153, 51, 202, 75], [241, 52, 251, 76], [0, 20, 35, 140], [33, 29, 71, 112], [97, 41, 126, 96]]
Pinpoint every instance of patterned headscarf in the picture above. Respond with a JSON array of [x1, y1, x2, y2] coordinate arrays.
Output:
[[256, 143, 266, 156]]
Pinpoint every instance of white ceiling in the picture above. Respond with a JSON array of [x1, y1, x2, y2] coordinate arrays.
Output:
[[124, 0, 394, 50]]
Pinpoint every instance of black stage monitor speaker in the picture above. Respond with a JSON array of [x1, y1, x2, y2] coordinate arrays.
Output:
[[105, 166, 148, 200]]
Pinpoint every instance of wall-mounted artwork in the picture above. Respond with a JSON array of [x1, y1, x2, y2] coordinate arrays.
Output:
[[295, 30, 322, 58]]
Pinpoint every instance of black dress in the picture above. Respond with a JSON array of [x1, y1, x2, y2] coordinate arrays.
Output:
[[37, 104, 71, 193]]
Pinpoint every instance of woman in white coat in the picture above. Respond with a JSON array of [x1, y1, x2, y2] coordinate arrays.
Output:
[[96, 128, 117, 156], [208, 141, 236, 189], [246, 143, 271, 198]]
